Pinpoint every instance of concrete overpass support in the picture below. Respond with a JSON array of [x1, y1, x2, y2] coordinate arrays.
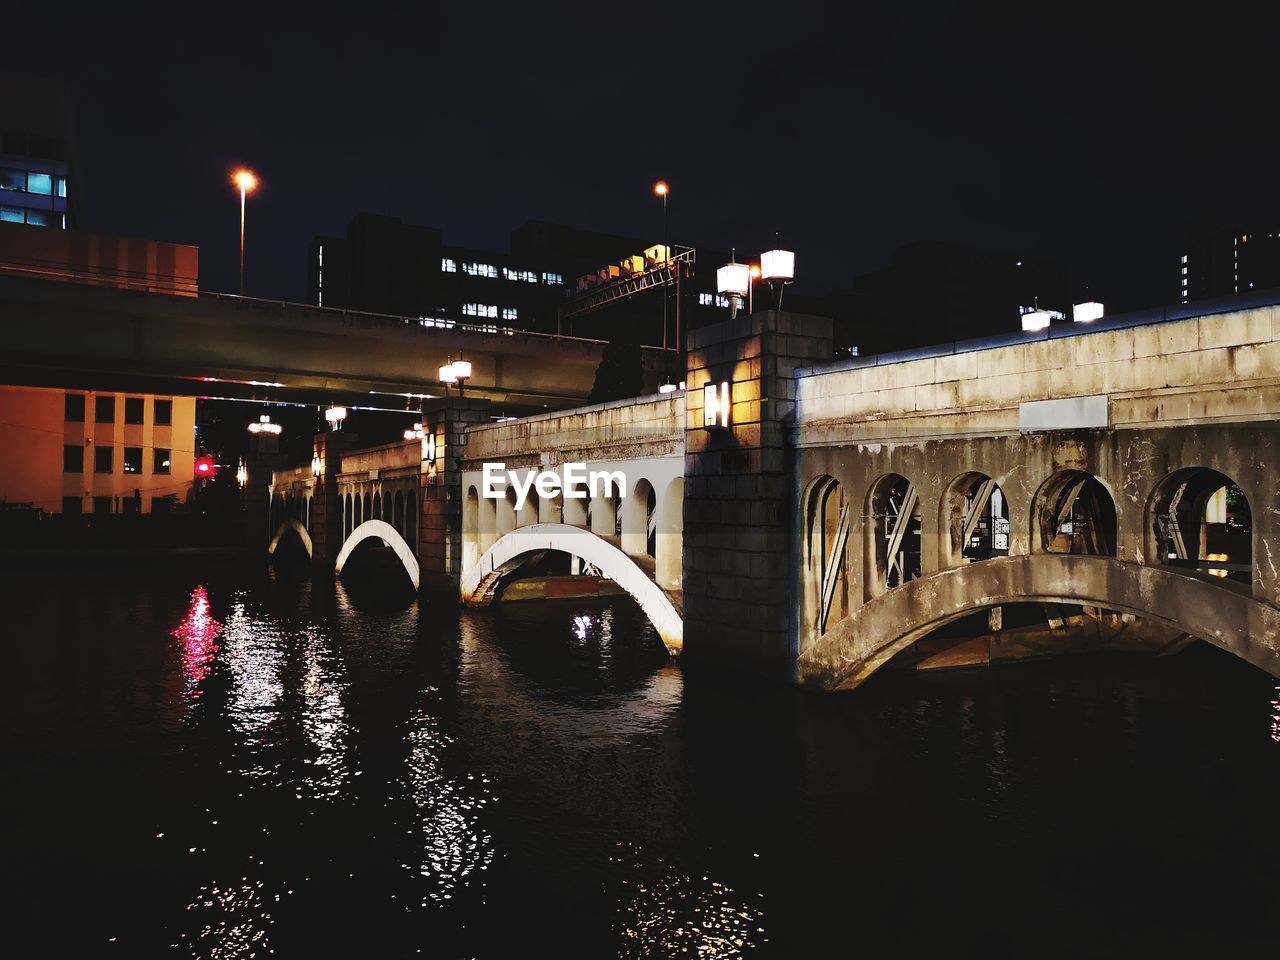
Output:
[[243, 431, 282, 550], [682, 310, 833, 678]]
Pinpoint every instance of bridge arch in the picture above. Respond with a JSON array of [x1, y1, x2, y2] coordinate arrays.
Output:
[[865, 472, 921, 600], [1147, 466, 1253, 585], [621, 476, 657, 557], [1033, 469, 1117, 556], [798, 554, 1280, 690], [334, 519, 420, 589], [460, 522, 683, 655], [941, 471, 1011, 568], [268, 518, 313, 559], [802, 474, 851, 640]]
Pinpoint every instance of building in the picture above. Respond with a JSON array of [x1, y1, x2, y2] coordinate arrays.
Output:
[[1180, 221, 1280, 303], [0, 220, 200, 515], [846, 240, 1070, 356], [0, 386, 196, 515], [308, 213, 742, 346], [0, 74, 76, 230]]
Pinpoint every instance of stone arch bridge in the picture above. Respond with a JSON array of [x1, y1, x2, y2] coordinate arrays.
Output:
[[258, 294, 1280, 689]]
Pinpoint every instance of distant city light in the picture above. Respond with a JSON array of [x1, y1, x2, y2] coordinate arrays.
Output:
[[248, 414, 282, 435]]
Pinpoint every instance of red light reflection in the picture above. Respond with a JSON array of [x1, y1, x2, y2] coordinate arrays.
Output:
[[174, 586, 221, 692]]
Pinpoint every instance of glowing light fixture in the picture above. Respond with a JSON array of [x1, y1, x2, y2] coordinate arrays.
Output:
[[703, 381, 730, 429], [231, 168, 258, 297], [236, 459, 248, 487], [760, 249, 795, 282], [1073, 301, 1105, 323], [659, 382, 678, 394], [1021, 310, 1053, 332], [451, 358, 472, 381], [424, 430, 437, 464], [439, 359, 458, 384], [718, 255, 751, 319], [403, 422, 426, 442], [248, 414, 282, 435], [653, 180, 669, 197], [324, 405, 348, 429]]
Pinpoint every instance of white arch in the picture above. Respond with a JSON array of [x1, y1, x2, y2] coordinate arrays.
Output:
[[268, 518, 313, 558], [460, 523, 682, 654], [334, 519, 420, 589]]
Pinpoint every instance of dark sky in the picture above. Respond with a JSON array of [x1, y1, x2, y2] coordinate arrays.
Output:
[[16, 4, 1279, 310]]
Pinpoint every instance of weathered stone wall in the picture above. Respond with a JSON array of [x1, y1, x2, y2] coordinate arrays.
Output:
[[796, 304, 1280, 445]]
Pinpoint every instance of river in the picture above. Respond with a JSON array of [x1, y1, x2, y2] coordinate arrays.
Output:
[[3, 561, 1278, 956]]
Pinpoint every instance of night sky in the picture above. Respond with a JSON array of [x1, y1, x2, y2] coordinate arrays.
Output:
[[16, 4, 1278, 311]]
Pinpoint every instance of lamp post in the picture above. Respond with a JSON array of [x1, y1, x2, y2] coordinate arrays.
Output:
[[440, 355, 471, 397], [717, 253, 751, 320], [654, 180, 669, 348], [760, 248, 795, 310], [439, 357, 458, 398], [748, 264, 761, 315], [232, 168, 258, 297]]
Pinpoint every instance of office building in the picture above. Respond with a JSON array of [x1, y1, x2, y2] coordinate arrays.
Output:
[[0, 74, 76, 230], [1180, 222, 1280, 303]]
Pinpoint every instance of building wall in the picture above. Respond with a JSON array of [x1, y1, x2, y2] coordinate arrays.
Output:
[[0, 221, 198, 295], [0, 385, 195, 513]]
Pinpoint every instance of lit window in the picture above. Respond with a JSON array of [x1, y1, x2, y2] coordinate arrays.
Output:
[[1180, 255, 1188, 264], [154, 448, 171, 475], [1181, 266, 1187, 275], [0, 205, 22, 223], [25, 209, 52, 226], [503, 267, 537, 283], [441, 258, 457, 273], [502, 306, 518, 321], [318, 245, 323, 266], [419, 317, 457, 329], [0, 168, 23, 191], [716, 295, 731, 308], [541, 272, 563, 285], [698, 293, 713, 305], [123, 447, 143, 474], [463, 262, 497, 278], [26, 172, 52, 195], [463, 303, 498, 318]]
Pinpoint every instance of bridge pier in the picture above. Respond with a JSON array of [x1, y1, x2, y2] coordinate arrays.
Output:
[[682, 310, 833, 678], [243, 430, 282, 550], [418, 396, 492, 592]]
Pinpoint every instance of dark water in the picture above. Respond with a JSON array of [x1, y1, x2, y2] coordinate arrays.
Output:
[[3, 562, 1279, 957]]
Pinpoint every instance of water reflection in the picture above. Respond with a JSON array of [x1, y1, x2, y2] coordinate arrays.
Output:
[[614, 843, 765, 958], [174, 586, 221, 694]]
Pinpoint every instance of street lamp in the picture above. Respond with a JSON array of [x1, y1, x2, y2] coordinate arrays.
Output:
[[748, 263, 761, 315], [760, 248, 795, 310], [439, 357, 458, 397], [654, 180, 670, 349], [451, 355, 472, 396], [232, 168, 258, 297], [324, 405, 348, 430], [717, 253, 751, 320]]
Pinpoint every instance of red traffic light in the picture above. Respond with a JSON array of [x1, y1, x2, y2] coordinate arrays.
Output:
[[194, 455, 217, 478]]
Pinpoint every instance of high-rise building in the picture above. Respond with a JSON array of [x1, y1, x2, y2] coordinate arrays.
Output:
[[1180, 221, 1280, 303], [307, 213, 740, 346], [0, 74, 76, 230], [846, 240, 1071, 356]]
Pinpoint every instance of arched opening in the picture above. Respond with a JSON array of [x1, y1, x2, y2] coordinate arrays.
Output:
[[655, 478, 683, 590], [344, 492, 353, 537], [479, 490, 498, 553], [363, 492, 372, 525], [405, 489, 417, 551], [335, 519, 420, 589], [373, 491, 383, 522], [622, 478, 657, 558], [943, 472, 1010, 567], [394, 489, 405, 535], [463, 485, 480, 571], [1148, 467, 1252, 585], [866, 473, 922, 599], [269, 518, 313, 561], [804, 475, 850, 637], [497, 486, 517, 536], [1033, 470, 1116, 556]]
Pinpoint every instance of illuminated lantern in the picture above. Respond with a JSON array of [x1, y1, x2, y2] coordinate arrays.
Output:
[[703, 381, 730, 429], [760, 249, 795, 282]]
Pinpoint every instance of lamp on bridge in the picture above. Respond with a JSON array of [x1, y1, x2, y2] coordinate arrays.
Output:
[[717, 253, 751, 320], [703, 380, 730, 429], [450, 355, 473, 396], [325, 405, 348, 430], [760, 248, 795, 310], [403, 422, 426, 442], [248, 414, 281, 435]]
